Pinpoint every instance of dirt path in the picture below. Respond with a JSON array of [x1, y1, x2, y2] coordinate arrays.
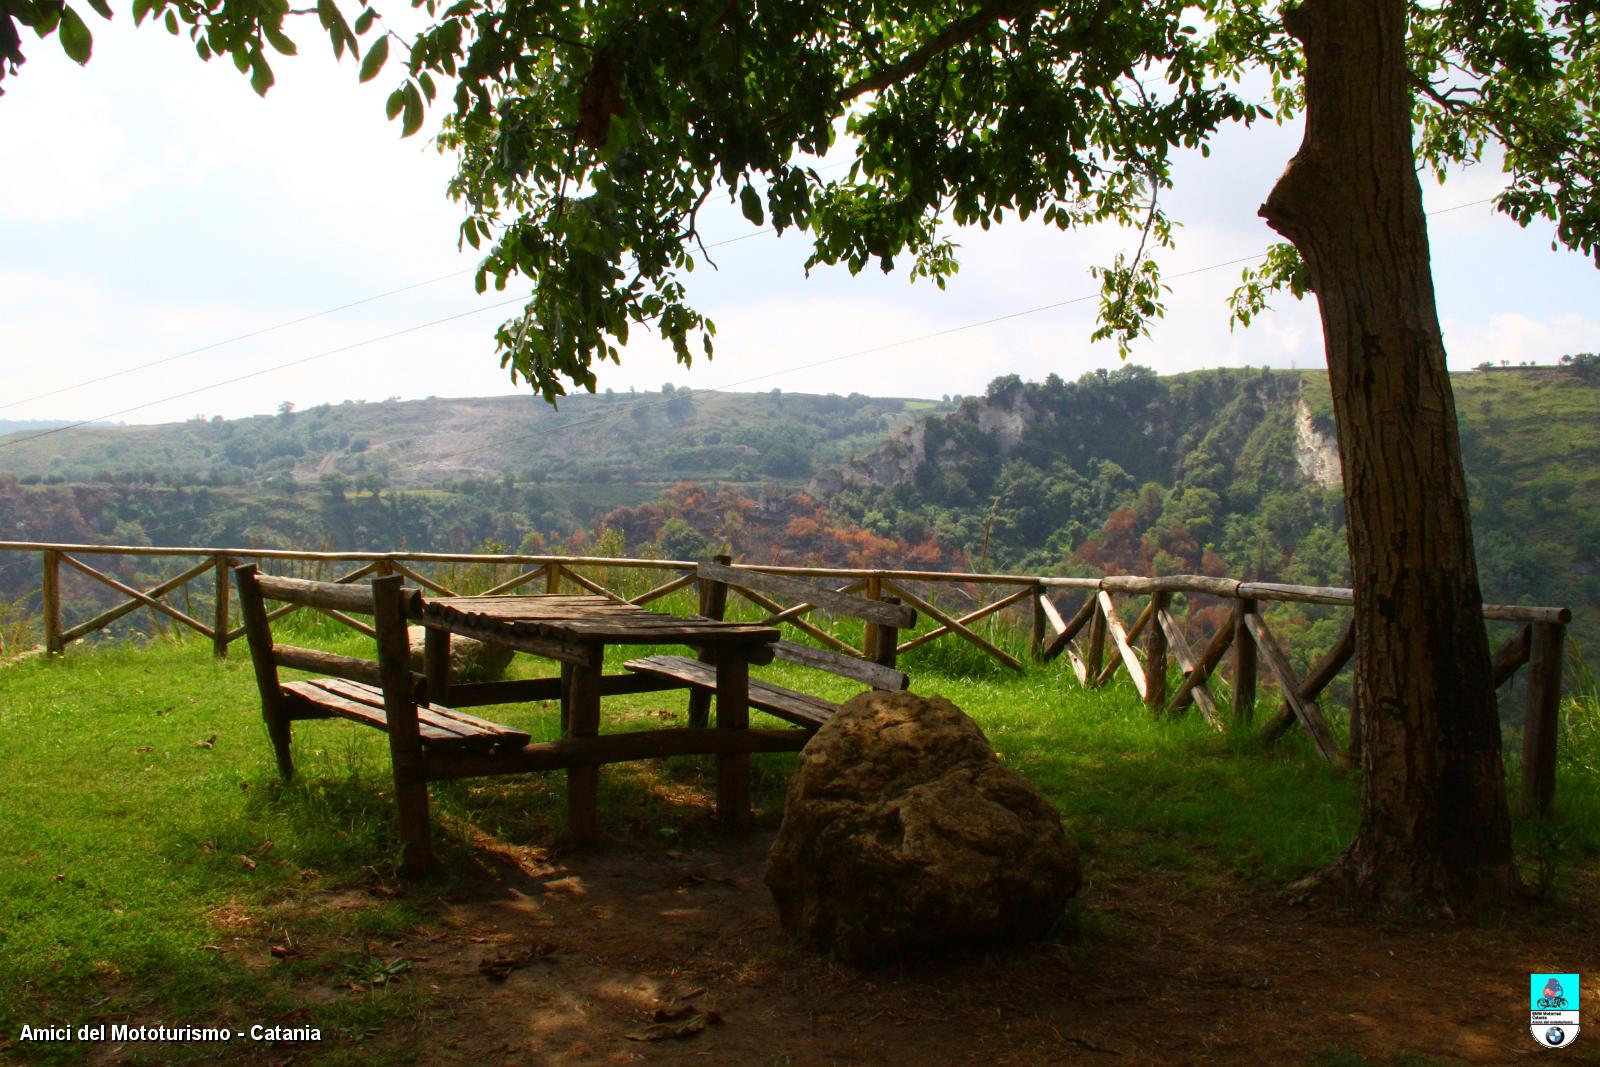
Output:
[[271, 834, 1600, 1067]]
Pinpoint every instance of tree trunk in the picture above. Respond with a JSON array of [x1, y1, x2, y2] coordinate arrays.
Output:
[[1259, 0, 1520, 908]]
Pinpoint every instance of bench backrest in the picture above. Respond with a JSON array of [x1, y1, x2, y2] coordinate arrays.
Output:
[[695, 560, 913, 692], [233, 564, 427, 702]]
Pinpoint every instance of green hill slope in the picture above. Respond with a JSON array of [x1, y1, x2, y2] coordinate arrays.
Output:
[[2, 367, 1592, 665], [809, 364, 1598, 662]]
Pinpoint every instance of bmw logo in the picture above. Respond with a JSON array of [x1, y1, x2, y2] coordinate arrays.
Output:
[[1546, 1026, 1567, 1046]]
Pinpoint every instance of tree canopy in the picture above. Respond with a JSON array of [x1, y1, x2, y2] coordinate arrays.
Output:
[[5, 2, 1592, 398]]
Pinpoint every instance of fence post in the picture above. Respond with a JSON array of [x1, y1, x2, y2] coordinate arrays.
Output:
[[212, 554, 231, 658], [688, 553, 732, 729], [1521, 621, 1565, 815], [1084, 594, 1106, 683], [42, 550, 62, 654], [1145, 591, 1171, 710], [1030, 581, 1047, 661], [875, 596, 901, 671], [544, 561, 561, 594], [1231, 597, 1258, 725], [863, 573, 883, 661]]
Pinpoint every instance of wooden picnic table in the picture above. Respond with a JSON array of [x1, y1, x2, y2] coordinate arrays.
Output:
[[403, 593, 784, 841]]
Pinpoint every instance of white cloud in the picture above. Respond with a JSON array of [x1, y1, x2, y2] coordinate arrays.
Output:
[[1443, 312, 1600, 368]]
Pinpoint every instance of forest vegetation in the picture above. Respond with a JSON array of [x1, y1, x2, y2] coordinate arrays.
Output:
[[2, 362, 1595, 678]]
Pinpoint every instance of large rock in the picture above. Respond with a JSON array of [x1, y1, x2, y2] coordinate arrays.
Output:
[[406, 626, 514, 683], [765, 691, 1080, 965]]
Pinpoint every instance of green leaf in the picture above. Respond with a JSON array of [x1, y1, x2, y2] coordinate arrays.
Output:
[[130, 0, 153, 26], [58, 6, 92, 65], [249, 51, 275, 96], [385, 87, 405, 120], [358, 33, 387, 82], [353, 8, 375, 34], [263, 23, 298, 56], [401, 81, 423, 137], [739, 184, 764, 227], [85, 0, 112, 19], [163, 9, 178, 34]]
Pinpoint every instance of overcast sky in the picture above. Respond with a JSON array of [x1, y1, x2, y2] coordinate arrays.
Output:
[[3, 15, 1597, 427]]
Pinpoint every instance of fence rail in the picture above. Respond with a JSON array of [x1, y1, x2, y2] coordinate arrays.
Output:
[[0, 539, 1573, 812]]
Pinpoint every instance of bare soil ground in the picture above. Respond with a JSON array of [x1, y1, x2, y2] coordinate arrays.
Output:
[[217, 833, 1600, 1067]]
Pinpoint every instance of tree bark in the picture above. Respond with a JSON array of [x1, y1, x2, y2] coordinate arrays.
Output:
[[1259, 0, 1520, 908]]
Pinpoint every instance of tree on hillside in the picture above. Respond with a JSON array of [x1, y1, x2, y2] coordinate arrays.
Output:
[[10, 1, 1597, 909]]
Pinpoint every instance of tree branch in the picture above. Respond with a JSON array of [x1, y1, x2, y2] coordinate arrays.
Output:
[[836, 0, 1049, 105]]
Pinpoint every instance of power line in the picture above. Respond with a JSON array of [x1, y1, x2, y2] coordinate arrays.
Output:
[[1, 230, 782, 443], [2, 194, 1503, 457], [395, 256, 1275, 472], [395, 195, 1504, 472], [0, 297, 527, 450], [1, 161, 862, 414], [0, 269, 469, 413]]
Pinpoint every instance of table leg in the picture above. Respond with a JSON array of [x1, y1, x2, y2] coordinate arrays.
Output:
[[715, 651, 751, 830], [565, 645, 603, 844], [422, 627, 451, 705]]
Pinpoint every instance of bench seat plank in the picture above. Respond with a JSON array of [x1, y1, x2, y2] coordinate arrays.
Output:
[[624, 654, 837, 730], [281, 678, 530, 752]]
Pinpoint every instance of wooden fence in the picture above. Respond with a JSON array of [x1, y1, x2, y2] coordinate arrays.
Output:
[[0, 540, 1572, 812]]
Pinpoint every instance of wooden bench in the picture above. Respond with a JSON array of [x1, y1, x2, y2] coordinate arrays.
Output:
[[234, 564, 530, 870], [624, 559, 917, 730]]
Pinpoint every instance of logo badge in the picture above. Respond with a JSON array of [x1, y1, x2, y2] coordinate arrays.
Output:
[[1531, 973, 1581, 1048]]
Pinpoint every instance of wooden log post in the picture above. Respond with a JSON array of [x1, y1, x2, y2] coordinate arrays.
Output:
[[1030, 581, 1048, 660], [544, 562, 561, 594], [423, 627, 451, 707], [234, 565, 294, 779], [212, 555, 231, 658], [874, 596, 901, 671], [565, 643, 605, 844], [1231, 597, 1258, 725], [1521, 621, 1565, 815], [862, 574, 884, 663], [373, 573, 436, 874], [1084, 594, 1107, 682], [1144, 591, 1171, 710], [42, 549, 62, 654], [715, 650, 752, 831], [688, 554, 732, 729]]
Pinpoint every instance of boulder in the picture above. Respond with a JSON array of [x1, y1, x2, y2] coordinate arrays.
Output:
[[765, 690, 1080, 966], [406, 626, 515, 683]]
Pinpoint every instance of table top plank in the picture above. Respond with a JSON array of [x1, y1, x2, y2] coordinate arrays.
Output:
[[408, 593, 782, 647]]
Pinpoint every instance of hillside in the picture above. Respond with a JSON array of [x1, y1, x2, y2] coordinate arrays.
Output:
[[798, 363, 1599, 664], [0, 389, 943, 492], [2, 366, 1594, 663]]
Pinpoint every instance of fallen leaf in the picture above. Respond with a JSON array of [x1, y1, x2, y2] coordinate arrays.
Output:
[[478, 942, 558, 982], [626, 1002, 724, 1042], [269, 945, 301, 959], [239, 855, 257, 872], [194, 735, 216, 749]]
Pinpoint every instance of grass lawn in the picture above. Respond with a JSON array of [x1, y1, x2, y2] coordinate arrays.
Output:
[[0, 615, 1596, 1064]]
